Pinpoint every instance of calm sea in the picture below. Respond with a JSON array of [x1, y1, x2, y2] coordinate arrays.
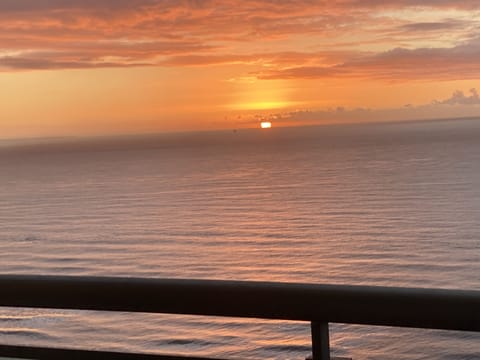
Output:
[[1, 119, 479, 360]]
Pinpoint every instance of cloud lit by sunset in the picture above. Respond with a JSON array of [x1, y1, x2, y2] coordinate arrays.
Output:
[[1, 0, 480, 138]]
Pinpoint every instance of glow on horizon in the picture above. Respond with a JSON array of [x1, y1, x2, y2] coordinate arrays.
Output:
[[229, 101, 297, 111], [0, 1, 480, 139]]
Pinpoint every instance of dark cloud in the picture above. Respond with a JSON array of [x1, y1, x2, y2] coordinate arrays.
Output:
[[0, 0, 157, 12], [341, 0, 480, 9], [0, 55, 149, 70], [398, 21, 465, 32]]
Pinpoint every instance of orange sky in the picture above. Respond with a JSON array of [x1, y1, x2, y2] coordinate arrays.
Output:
[[1, 0, 480, 138]]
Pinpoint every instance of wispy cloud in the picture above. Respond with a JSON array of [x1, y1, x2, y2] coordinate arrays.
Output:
[[256, 37, 480, 81]]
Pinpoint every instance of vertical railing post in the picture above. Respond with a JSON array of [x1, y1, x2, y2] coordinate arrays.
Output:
[[311, 321, 330, 360]]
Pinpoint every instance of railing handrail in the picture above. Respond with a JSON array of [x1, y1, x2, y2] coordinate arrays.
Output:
[[1, 275, 479, 332]]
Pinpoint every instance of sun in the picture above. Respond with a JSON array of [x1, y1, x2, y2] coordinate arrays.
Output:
[[260, 121, 272, 129]]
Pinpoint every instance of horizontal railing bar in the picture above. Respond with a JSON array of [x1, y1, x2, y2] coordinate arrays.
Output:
[[0, 344, 221, 360], [0, 275, 479, 332]]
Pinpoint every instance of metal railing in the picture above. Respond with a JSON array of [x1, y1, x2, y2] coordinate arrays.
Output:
[[0, 275, 479, 360]]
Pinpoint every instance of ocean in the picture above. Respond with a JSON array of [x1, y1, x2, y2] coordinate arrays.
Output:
[[0, 118, 479, 359]]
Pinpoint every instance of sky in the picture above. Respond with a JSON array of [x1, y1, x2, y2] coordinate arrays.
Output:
[[1, 0, 480, 138]]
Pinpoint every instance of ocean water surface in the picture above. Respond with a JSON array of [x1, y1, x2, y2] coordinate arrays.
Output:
[[0, 119, 479, 359]]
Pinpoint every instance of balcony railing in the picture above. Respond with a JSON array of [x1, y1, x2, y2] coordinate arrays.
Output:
[[0, 275, 479, 360]]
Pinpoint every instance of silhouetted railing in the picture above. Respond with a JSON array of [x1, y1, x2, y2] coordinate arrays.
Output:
[[0, 275, 479, 360]]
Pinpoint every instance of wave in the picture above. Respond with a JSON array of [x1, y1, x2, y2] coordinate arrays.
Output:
[[0, 328, 55, 341]]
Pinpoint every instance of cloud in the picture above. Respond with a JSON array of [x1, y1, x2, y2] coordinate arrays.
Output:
[[0, 0, 158, 13], [0, 55, 150, 70], [339, 0, 480, 10], [3, 1, 479, 14], [256, 37, 480, 81], [398, 21, 465, 32], [0, 0, 479, 77], [435, 88, 480, 105], [0, 39, 217, 70]]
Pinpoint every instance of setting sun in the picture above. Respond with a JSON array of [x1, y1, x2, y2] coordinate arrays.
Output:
[[260, 121, 272, 129]]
